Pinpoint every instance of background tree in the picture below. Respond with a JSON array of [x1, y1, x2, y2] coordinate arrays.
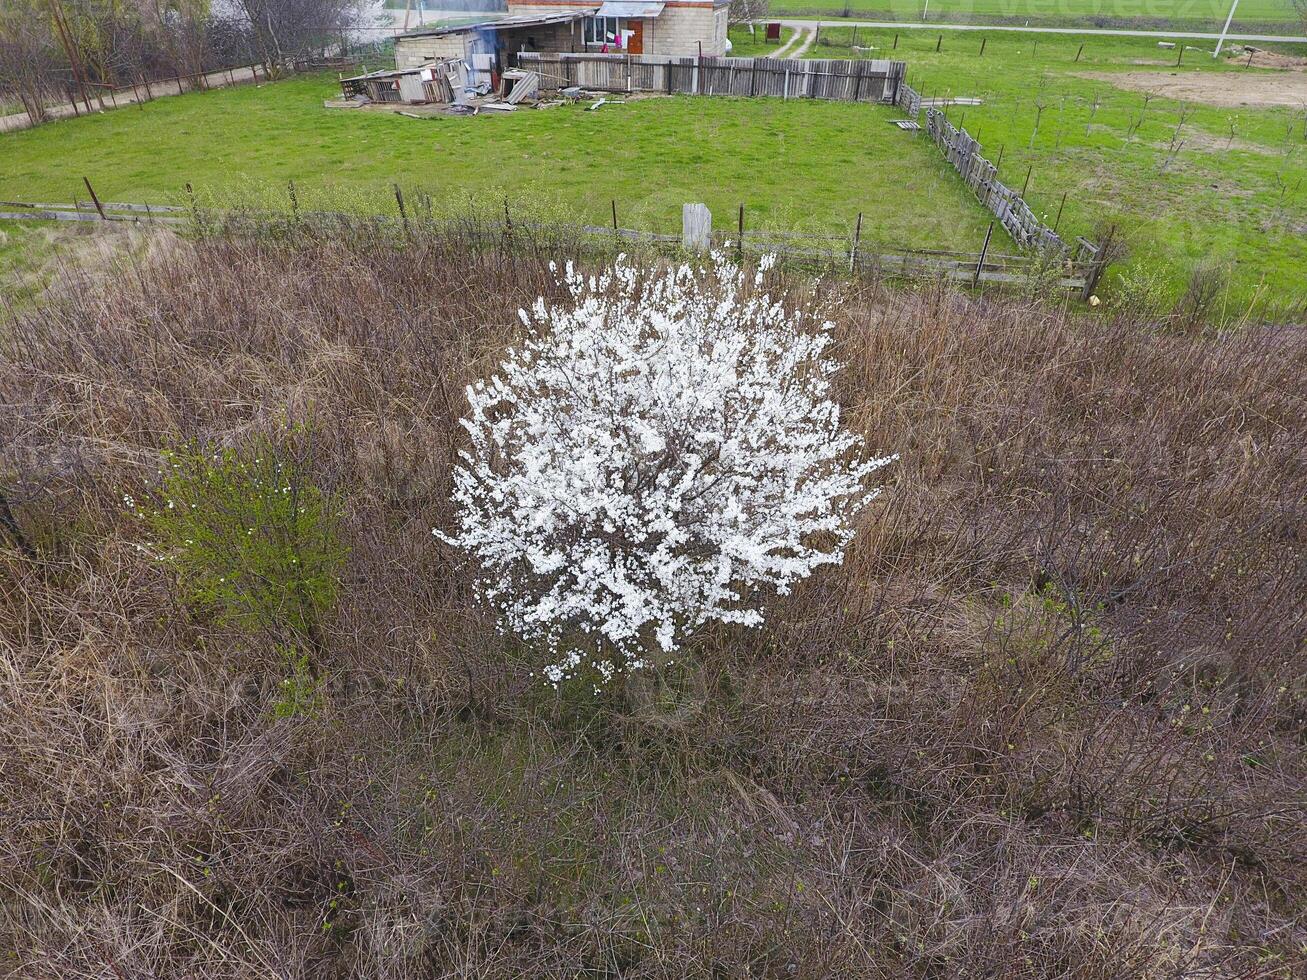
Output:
[[728, 0, 770, 27], [0, 2, 63, 121]]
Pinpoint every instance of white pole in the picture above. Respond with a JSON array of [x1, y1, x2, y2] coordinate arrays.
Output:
[[922, 0, 929, 22], [1214, 0, 1240, 58]]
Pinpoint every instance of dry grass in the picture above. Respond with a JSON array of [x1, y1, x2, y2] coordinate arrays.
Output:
[[0, 226, 1304, 978]]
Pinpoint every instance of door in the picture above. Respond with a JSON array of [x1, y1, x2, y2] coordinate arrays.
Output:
[[627, 20, 643, 55]]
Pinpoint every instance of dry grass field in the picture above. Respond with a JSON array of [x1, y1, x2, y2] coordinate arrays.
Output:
[[1, 225, 1304, 977]]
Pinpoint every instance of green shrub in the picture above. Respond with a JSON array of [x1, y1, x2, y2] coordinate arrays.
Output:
[[132, 431, 346, 655]]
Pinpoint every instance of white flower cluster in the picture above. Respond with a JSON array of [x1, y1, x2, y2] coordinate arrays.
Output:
[[437, 253, 895, 686]]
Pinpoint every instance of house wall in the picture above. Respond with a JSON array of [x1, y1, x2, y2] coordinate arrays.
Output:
[[503, 1, 729, 57], [395, 34, 466, 69], [395, 22, 585, 70]]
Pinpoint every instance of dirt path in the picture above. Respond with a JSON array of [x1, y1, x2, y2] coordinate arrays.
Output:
[[771, 28, 805, 59], [1076, 68, 1307, 109], [0, 66, 259, 134], [786, 28, 819, 60]]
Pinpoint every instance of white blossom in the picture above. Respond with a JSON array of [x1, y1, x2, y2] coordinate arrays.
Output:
[[437, 253, 895, 686]]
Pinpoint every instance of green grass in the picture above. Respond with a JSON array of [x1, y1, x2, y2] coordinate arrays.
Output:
[[809, 28, 1307, 313], [0, 72, 995, 250], [770, 0, 1304, 29], [728, 24, 797, 56]]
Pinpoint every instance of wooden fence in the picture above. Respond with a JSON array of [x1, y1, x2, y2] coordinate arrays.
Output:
[[895, 80, 923, 120], [2, 58, 359, 134], [516, 52, 905, 103], [925, 107, 1065, 254], [0, 196, 1099, 294]]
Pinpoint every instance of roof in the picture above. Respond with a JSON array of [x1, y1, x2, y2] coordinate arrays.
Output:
[[596, 1, 665, 15], [397, 11, 597, 39]]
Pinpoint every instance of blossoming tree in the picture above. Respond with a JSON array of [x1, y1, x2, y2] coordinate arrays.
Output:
[[438, 254, 895, 686]]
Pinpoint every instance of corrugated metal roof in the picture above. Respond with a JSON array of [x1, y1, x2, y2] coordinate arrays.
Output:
[[399, 11, 598, 39], [596, 2, 665, 17]]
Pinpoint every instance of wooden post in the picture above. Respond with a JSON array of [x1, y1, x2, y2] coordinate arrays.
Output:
[[1053, 191, 1068, 233], [737, 203, 744, 262], [851, 26, 858, 48], [1176, 46, 1184, 67], [612, 199, 618, 232], [682, 203, 711, 251], [979, 37, 986, 57], [1021, 165, 1033, 197], [973, 222, 994, 287], [1075, 42, 1084, 62], [82, 176, 107, 219], [936, 35, 942, 53], [394, 183, 410, 237], [893, 33, 899, 50], [850, 211, 863, 273]]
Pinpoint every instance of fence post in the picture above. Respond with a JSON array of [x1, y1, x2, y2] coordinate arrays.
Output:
[[973, 221, 994, 287], [1081, 225, 1114, 301], [612, 199, 619, 232], [1053, 191, 1067, 234], [394, 183, 410, 238], [737, 204, 744, 262], [82, 176, 107, 219], [682, 203, 712, 251], [850, 211, 863, 273]]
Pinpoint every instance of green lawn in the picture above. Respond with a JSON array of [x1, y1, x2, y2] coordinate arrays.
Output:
[[0, 72, 995, 250], [770, 0, 1303, 30], [728, 24, 798, 56], [808, 28, 1307, 313]]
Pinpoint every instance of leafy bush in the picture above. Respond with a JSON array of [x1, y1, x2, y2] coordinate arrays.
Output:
[[132, 432, 346, 653], [438, 253, 895, 686]]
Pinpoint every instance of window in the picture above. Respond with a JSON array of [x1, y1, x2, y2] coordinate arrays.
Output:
[[584, 16, 625, 46]]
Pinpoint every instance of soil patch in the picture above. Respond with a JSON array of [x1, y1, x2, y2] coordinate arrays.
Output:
[[1076, 69, 1307, 109]]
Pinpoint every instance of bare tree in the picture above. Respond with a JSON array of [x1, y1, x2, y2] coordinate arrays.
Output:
[[728, 0, 770, 28], [229, 0, 365, 70], [0, 2, 62, 122]]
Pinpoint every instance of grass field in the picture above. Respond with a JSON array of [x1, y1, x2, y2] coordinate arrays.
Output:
[[0, 71, 997, 251], [808, 29, 1307, 313], [3, 227, 1304, 977], [728, 23, 798, 55], [770, 0, 1304, 29]]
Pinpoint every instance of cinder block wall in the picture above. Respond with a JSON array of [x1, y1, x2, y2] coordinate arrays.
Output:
[[647, 5, 727, 57], [501, 1, 729, 58], [395, 35, 466, 68]]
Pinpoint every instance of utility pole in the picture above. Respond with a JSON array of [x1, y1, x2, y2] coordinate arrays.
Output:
[[1215, 0, 1241, 58]]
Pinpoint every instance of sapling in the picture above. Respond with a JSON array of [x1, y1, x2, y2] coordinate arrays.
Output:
[[438, 253, 895, 688]]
